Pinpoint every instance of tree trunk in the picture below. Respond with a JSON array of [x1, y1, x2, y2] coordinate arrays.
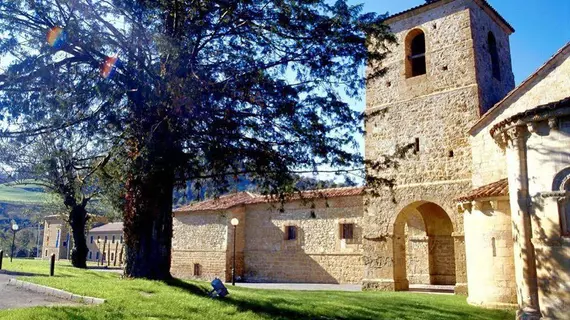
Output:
[[69, 205, 88, 268], [123, 124, 176, 279], [123, 163, 174, 279]]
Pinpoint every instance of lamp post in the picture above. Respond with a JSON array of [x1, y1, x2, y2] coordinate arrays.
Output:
[[230, 218, 239, 286], [10, 223, 19, 262]]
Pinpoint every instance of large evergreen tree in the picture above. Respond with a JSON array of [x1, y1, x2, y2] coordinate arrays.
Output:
[[0, 0, 394, 279]]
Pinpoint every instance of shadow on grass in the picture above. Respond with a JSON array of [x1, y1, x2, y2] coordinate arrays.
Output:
[[164, 278, 513, 320], [0, 270, 43, 277], [163, 277, 210, 296]]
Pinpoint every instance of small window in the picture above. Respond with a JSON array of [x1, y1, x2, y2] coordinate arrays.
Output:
[[55, 230, 60, 248], [491, 237, 497, 257], [90, 236, 93, 244], [62, 241, 67, 247], [120, 236, 123, 243], [406, 29, 427, 78], [104, 236, 108, 242], [46, 236, 50, 245], [194, 263, 201, 276], [341, 224, 354, 240], [88, 251, 92, 259], [488, 32, 501, 80], [96, 252, 99, 260], [112, 235, 115, 243], [285, 226, 297, 240], [45, 250, 48, 257], [111, 253, 115, 261]]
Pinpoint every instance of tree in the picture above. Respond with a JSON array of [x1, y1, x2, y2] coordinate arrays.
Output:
[[0, 0, 394, 279], [0, 131, 113, 268]]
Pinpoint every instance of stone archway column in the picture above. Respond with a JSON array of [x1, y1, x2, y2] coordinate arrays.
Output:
[[452, 232, 468, 295], [504, 125, 541, 319]]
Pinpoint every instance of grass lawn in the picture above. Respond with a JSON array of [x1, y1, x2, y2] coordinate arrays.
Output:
[[0, 259, 514, 320]]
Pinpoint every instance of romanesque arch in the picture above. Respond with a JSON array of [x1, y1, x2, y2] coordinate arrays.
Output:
[[393, 201, 456, 290]]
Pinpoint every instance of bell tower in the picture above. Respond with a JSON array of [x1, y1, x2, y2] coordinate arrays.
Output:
[[363, 0, 515, 292]]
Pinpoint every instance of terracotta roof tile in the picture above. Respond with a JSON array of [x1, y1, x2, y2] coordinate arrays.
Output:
[[173, 192, 257, 213], [456, 179, 509, 202], [174, 187, 364, 213]]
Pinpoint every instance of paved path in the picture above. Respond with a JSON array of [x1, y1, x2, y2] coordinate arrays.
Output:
[[0, 273, 79, 310], [236, 283, 362, 291], [235, 283, 454, 294]]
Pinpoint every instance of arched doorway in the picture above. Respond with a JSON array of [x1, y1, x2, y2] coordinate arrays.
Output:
[[393, 201, 456, 290]]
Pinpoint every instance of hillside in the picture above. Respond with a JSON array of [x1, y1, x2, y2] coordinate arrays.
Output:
[[0, 183, 48, 204]]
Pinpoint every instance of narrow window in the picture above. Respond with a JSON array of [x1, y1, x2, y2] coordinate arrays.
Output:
[[491, 237, 497, 257], [62, 241, 67, 247], [341, 224, 354, 240], [488, 32, 501, 80], [285, 226, 297, 240], [120, 236, 123, 243], [414, 138, 420, 154], [406, 30, 427, 77], [90, 236, 93, 244], [55, 230, 60, 248], [193, 263, 201, 276], [112, 235, 115, 243], [88, 251, 92, 260], [559, 180, 570, 236], [104, 235, 107, 242], [45, 250, 48, 257], [111, 253, 115, 261], [96, 252, 99, 260]]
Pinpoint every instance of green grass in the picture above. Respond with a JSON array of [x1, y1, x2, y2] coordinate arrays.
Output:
[[0, 259, 514, 320], [0, 184, 47, 204]]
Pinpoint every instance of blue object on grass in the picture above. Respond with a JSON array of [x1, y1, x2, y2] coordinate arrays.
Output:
[[209, 278, 229, 298]]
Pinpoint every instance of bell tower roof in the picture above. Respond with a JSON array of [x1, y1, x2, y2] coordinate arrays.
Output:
[[384, 0, 514, 34]]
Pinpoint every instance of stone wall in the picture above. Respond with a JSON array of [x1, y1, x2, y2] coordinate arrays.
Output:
[[171, 211, 229, 280], [243, 196, 363, 284], [463, 199, 517, 308], [468, 1, 515, 113], [405, 210, 430, 284]]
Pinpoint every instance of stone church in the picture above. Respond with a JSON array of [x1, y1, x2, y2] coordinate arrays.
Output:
[[171, 0, 569, 318]]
